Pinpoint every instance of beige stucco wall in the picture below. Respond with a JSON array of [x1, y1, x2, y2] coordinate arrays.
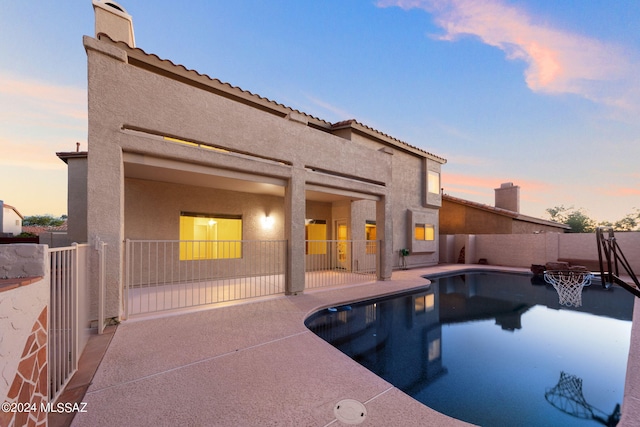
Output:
[[67, 156, 88, 244], [349, 131, 441, 268], [85, 35, 406, 317], [125, 178, 285, 241]]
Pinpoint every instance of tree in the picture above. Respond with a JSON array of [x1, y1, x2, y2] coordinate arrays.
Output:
[[565, 210, 595, 233], [22, 214, 66, 227], [547, 206, 640, 232], [546, 206, 595, 233], [609, 208, 640, 232]]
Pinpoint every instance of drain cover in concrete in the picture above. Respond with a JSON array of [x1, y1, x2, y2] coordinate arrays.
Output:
[[334, 399, 367, 425]]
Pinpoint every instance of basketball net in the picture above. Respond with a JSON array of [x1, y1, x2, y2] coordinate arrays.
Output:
[[544, 270, 593, 307], [545, 371, 621, 426], [545, 372, 593, 419]]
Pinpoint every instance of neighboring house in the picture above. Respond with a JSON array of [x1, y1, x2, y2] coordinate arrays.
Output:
[[78, 1, 447, 319], [56, 147, 88, 245], [0, 201, 23, 237], [22, 223, 68, 236], [439, 183, 570, 235]]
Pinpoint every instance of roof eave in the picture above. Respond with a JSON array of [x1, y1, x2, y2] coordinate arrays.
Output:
[[332, 120, 447, 163], [57, 151, 88, 164]]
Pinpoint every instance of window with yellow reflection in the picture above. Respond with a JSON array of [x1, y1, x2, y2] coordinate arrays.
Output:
[[305, 220, 327, 255], [415, 223, 435, 241], [179, 213, 242, 260], [427, 170, 440, 194], [415, 294, 435, 314], [365, 221, 377, 254]]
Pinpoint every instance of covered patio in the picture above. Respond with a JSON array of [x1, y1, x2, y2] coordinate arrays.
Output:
[[122, 148, 385, 317]]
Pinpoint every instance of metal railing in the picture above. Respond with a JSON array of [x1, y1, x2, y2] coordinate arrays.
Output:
[[124, 239, 287, 317], [48, 244, 80, 402], [305, 240, 378, 289], [48, 242, 99, 403]]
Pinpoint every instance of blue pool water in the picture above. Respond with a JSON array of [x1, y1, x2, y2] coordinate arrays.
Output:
[[305, 272, 634, 426]]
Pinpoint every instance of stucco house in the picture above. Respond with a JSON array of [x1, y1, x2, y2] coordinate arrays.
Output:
[[78, 1, 447, 320], [0, 201, 23, 237], [439, 182, 570, 235]]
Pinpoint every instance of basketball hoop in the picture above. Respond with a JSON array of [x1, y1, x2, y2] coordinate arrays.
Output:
[[544, 270, 594, 307]]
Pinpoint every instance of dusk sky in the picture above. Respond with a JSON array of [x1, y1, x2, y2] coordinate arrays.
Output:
[[1, 0, 638, 222]]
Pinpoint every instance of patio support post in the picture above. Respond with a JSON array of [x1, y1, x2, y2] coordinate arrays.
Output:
[[376, 194, 393, 280], [285, 167, 306, 294]]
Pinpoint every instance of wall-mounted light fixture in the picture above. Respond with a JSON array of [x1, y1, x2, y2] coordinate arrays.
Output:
[[261, 215, 275, 229]]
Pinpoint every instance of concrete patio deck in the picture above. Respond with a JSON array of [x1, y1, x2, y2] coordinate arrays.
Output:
[[67, 265, 640, 426]]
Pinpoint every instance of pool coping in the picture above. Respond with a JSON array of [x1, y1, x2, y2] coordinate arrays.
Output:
[[66, 264, 638, 426]]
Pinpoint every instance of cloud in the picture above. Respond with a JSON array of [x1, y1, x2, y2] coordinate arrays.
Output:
[[0, 73, 86, 168], [377, 0, 639, 113], [608, 187, 640, 197], [0, 73, 86, 119], [443, 172, 552, 199], [302, 93, 355, 122]]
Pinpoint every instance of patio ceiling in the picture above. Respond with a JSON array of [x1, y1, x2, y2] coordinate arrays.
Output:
[[123, 155, 359, 203]]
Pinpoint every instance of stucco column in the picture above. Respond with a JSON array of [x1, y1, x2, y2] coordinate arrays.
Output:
[[376, 194, 393, 280], [285, 167, 306, 294], [85, 37, 129, 321]]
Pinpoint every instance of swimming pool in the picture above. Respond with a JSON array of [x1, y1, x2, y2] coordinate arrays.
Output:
[[305, 271, 634, 426]]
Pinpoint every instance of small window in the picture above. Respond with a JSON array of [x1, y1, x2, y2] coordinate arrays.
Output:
[[305, 219, 327, 255], [415, 224, 435, 241], [179, 213, 242, 260], [428, 171, 440, 195], [365, 220, 377, 254]]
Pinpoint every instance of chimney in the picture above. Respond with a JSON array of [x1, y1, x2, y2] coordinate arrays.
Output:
[[495, 182, 520, 213], [92, 0, 135, 47]]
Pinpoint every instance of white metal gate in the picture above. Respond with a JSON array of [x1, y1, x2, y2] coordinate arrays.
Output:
[[48, 245, 80, 402], [48, 242, 103, 403]]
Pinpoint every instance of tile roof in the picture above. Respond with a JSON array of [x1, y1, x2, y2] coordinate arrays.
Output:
[[96, 33, 331, 125], [95, 33, 446, 163], [22, 223, 68, 236], [331, 119, 446, 163]]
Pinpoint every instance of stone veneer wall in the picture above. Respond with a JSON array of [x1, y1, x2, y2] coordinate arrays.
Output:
[[0, 244, 49, 427]]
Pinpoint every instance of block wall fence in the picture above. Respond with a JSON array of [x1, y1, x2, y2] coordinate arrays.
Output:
[[440, 231, 640, 274]]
